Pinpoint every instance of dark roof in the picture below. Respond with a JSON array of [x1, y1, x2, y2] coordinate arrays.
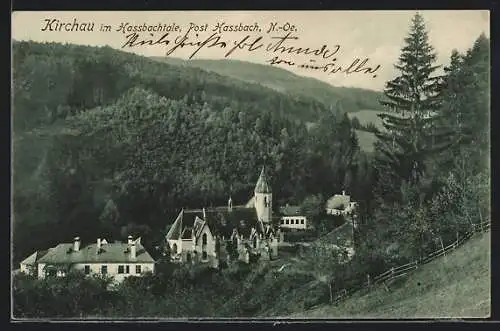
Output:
[[37, 242, 155, 264], [167, 206, 267, 240], [280, 205, 302, 216], [181, 227, 193, 240], [255, 167, 271, 193]]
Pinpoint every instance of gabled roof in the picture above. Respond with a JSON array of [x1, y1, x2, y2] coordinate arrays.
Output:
[[166, 210, 183, 240], [326, 194, 351, 210], [167, 206, 268, 240], [255, 167, 271, 193], [20, 249, 49, 265], [37, 242, 155, 264], [279, 205, 302, 216]]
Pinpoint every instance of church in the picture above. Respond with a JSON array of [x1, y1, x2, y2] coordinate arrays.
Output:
[[165, 167, 280, 268]]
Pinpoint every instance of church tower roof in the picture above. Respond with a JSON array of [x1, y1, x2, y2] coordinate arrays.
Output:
[[255, 166, 271, 193]]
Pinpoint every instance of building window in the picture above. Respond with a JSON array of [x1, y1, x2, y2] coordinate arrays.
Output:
[[84, 265, 90, 275], [126, 265, 130, 274], [285, 219, 289, 225], [101, 265, 108, 275], [202, 251, 208, 260], [253, 236, 257, 248], [202, 233, 207, 245], [281, 219, 284, 224], [186, 253, 192, 263], [118, 265, 124, 274], [172, 243, 178, 254], [136, 265, 142, 274]]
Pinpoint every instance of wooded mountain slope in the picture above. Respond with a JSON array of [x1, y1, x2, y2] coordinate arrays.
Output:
[[153, 57, 384, 112]]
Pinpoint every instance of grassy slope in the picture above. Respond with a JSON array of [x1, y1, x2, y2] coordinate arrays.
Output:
[[355, 130, 377, 154], [348, 109, 388, 129], [152, 57, 384, 111], [288, 231, 491, 319], [349, 110, 389, 153]]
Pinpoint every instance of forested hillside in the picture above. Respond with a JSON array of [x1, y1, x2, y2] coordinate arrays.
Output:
[[12, 41, 369, 265], [154, 57, 385, 112]]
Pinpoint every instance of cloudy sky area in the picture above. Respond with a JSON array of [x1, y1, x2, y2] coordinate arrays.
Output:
[[12, 11, 489, 91]]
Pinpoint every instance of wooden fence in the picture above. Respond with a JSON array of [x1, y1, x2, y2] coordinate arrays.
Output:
[[330, 220, 490, 306]]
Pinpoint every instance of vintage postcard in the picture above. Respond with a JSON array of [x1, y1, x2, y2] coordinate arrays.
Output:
[[11, 10, 490, 320]]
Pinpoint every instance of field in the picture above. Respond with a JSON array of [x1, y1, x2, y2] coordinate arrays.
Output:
[[347, 109, 388, 130], [288, 230, 491, 319], [355, 130, 377, 153]]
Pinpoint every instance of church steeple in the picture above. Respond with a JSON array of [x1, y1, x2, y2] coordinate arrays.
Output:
[[255, 166, 271, 194], [254, 166, 272, 223]]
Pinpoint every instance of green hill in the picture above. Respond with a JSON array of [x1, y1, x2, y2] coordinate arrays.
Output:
[[152, 57, 385, 112], [347, 109, 388, 130], [355, 129, 377, 153], [289, 230, 491, 319]]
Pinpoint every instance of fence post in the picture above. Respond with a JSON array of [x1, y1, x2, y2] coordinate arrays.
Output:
[[439, 237, 447, 262]]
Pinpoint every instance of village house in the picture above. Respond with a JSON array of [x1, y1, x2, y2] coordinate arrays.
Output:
[[278, 205, 308, 230], [325, 191, 358, 217], [19, 236, 155, 282], [165, 167, 280, 267]]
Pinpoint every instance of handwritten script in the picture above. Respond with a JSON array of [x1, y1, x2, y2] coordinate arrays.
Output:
[[40, 18, 382, 78]]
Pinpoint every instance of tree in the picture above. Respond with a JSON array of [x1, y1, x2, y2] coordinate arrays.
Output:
[[374, 12, 452, 202], [308, 244, 342, 304], [300, 194, 324, 224], [440, 34, 489, 174]]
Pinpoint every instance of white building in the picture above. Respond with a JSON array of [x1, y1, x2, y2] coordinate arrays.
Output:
[[279, 205, 308, 230], [20, 236, 155, 282], [325, 191, 358, 216]]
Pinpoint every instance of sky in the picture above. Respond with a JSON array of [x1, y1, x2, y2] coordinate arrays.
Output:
[[11, 10, 489, 91]]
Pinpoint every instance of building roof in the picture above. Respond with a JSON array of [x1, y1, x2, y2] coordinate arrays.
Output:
[[20, 249, 49, 265], [166, 206, 271, 241], [326, 193, 351, 210], [279, 205, 302, 216], [255, 167, 271, 193], [37, 241, 155, 264]]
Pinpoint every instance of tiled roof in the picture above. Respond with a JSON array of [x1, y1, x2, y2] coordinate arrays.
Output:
[[166, 210, 183, 240], [279, 205, 302, 216], [167, 206, 268, 241], [255, 167, 271, 193], [326, 194, 351, 210], [37, 242, 155, 264], [20, 249, 49, 265]]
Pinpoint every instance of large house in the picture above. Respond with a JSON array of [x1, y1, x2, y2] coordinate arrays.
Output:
[[325, 191, 358, 216], [19, 236, 155, 282], [165, 167, 280, 268]]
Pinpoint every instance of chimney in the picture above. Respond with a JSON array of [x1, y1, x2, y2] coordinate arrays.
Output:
[[73, 237, 81, 252], [342, 190, 346, 196], [130, 242, 136, 259], [127, 235, 133, 245], [228, 196, 233, 212], [203, 207, 206, 219], [96, 238, 101, 254]]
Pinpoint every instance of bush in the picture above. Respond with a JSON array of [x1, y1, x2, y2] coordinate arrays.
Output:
[[283, 230, 316, 243]]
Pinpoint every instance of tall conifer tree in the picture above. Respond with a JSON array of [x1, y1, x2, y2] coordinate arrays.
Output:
[[374, 13, 452, 201]]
